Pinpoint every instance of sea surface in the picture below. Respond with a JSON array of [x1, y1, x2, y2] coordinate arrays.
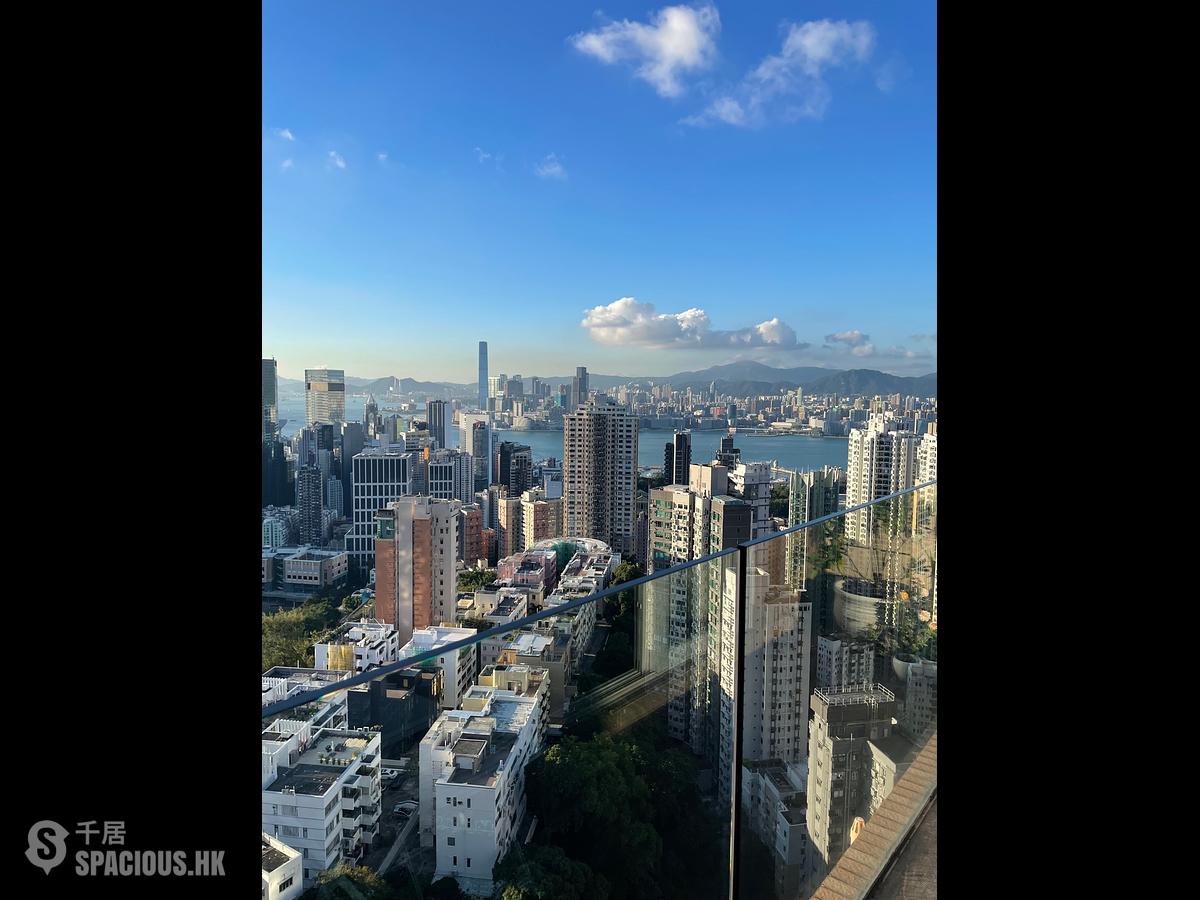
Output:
[[276, 396, 849, 472]]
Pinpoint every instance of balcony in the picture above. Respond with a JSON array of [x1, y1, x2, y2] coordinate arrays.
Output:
[[262, 481, 937, 900]]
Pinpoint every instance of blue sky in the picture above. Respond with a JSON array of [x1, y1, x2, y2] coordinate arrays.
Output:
[[262, 2, 936, 382]]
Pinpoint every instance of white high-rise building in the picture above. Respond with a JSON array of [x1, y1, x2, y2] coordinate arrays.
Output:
[[742, 568, 812, 766], [419, 667, 549, 895], [782, 466, 845, 590], [349, 446, 414, 575], [916, 431, 937, 484], [844, 428, 920, 545], [816, 634, 875, 690], [304, 368, 346, 427], [563, 399, 638, 556], [710, 563, 811, 804], [427, 448, 475, 503], [729, 460, 774, 538]]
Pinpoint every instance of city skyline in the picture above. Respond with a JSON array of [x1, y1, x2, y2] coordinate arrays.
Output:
[[262, 2, 936, 382]]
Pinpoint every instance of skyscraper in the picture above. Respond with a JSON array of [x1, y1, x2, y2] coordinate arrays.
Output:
[[349, 446, 414, 576], [570, 366, 588, 410], [663, 430, 692, 485], [262, 358, 278, 441], [374, 496, 460, 646], [478, 341, 488, 412], [426, 399, 447, 449], [339, 422, 364, 519], [492, 441, 532, 496], [305, 368, 346, 427], [426, 448, 474, 503], [563, 399, 637, 555], [297, 465, 324, 545], [459, 413, 491, 491], [844, 427, 920, 545]]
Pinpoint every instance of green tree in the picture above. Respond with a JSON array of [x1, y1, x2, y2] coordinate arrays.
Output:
[[457, 569, 498, 592], [637, 473, 667, 494], [524, 736, 661, 900], [495, 845, 609, 900], [769, 482, 789, 518], [300, 864, 395, 899]]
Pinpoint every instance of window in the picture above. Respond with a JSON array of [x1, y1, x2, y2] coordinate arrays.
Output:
[[279, 877, 294, 892], [447, 837, 456, 846], [453, 856, 458, 866], [466, 859, 471, 868]]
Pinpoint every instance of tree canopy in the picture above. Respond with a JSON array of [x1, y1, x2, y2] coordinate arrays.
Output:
[[495, 844, 610, 900], [522, 733, 725, 900], [456, 569, 498, 593]]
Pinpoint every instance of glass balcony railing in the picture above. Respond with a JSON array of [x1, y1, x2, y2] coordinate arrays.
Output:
[[262, 481, 936, 899]]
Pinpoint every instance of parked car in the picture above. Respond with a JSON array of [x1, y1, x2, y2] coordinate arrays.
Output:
[[392, 802, 417, 817]]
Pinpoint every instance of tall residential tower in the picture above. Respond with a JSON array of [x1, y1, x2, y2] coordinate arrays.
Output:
[[563, 399, 637, 556], [477, 341, 488, 412]]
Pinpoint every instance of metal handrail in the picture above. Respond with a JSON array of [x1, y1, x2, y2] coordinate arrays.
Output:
[[261, 479, 936, 719]]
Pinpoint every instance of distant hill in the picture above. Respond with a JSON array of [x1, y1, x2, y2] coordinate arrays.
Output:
[[277, 363, 936, 400], [801, 369, 937, 397], [276, 375, 471, 398]]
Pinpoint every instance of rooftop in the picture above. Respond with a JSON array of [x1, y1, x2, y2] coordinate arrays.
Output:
[[261, 835, 296, 873], [814, 684, 895, 706], [445, 731, 518, 787]]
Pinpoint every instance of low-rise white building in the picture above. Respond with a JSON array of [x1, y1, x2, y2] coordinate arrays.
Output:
[[418, 665, 549, 896], [314, 619, 400, 674], [400, 625, 480, 710], [261, 833, 302, 900], [261, 723, 382, 888]]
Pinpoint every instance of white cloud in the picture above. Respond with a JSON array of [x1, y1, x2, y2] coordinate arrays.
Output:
[[535, 153, 567, 180], [570, 3, 720, 98], [274, 127, 295, 141], [474, 146, 492, 163], [875, 54, 911, 94], [377, 152, 388, 163], [825, 329, 871, 347], [581, 297, 801, 350], [328, 150, 346, 170], [281, 158, 294, 171], [684, 19, 875, 127]]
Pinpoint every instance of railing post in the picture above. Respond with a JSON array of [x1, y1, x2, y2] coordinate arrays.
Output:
[[728, 540, 748, 900]]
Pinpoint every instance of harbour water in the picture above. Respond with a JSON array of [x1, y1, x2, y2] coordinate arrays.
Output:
[[276, 396, 849, 472]]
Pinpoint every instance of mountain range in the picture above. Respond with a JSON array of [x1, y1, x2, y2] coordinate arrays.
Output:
[[278, 362, 936, 398]]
